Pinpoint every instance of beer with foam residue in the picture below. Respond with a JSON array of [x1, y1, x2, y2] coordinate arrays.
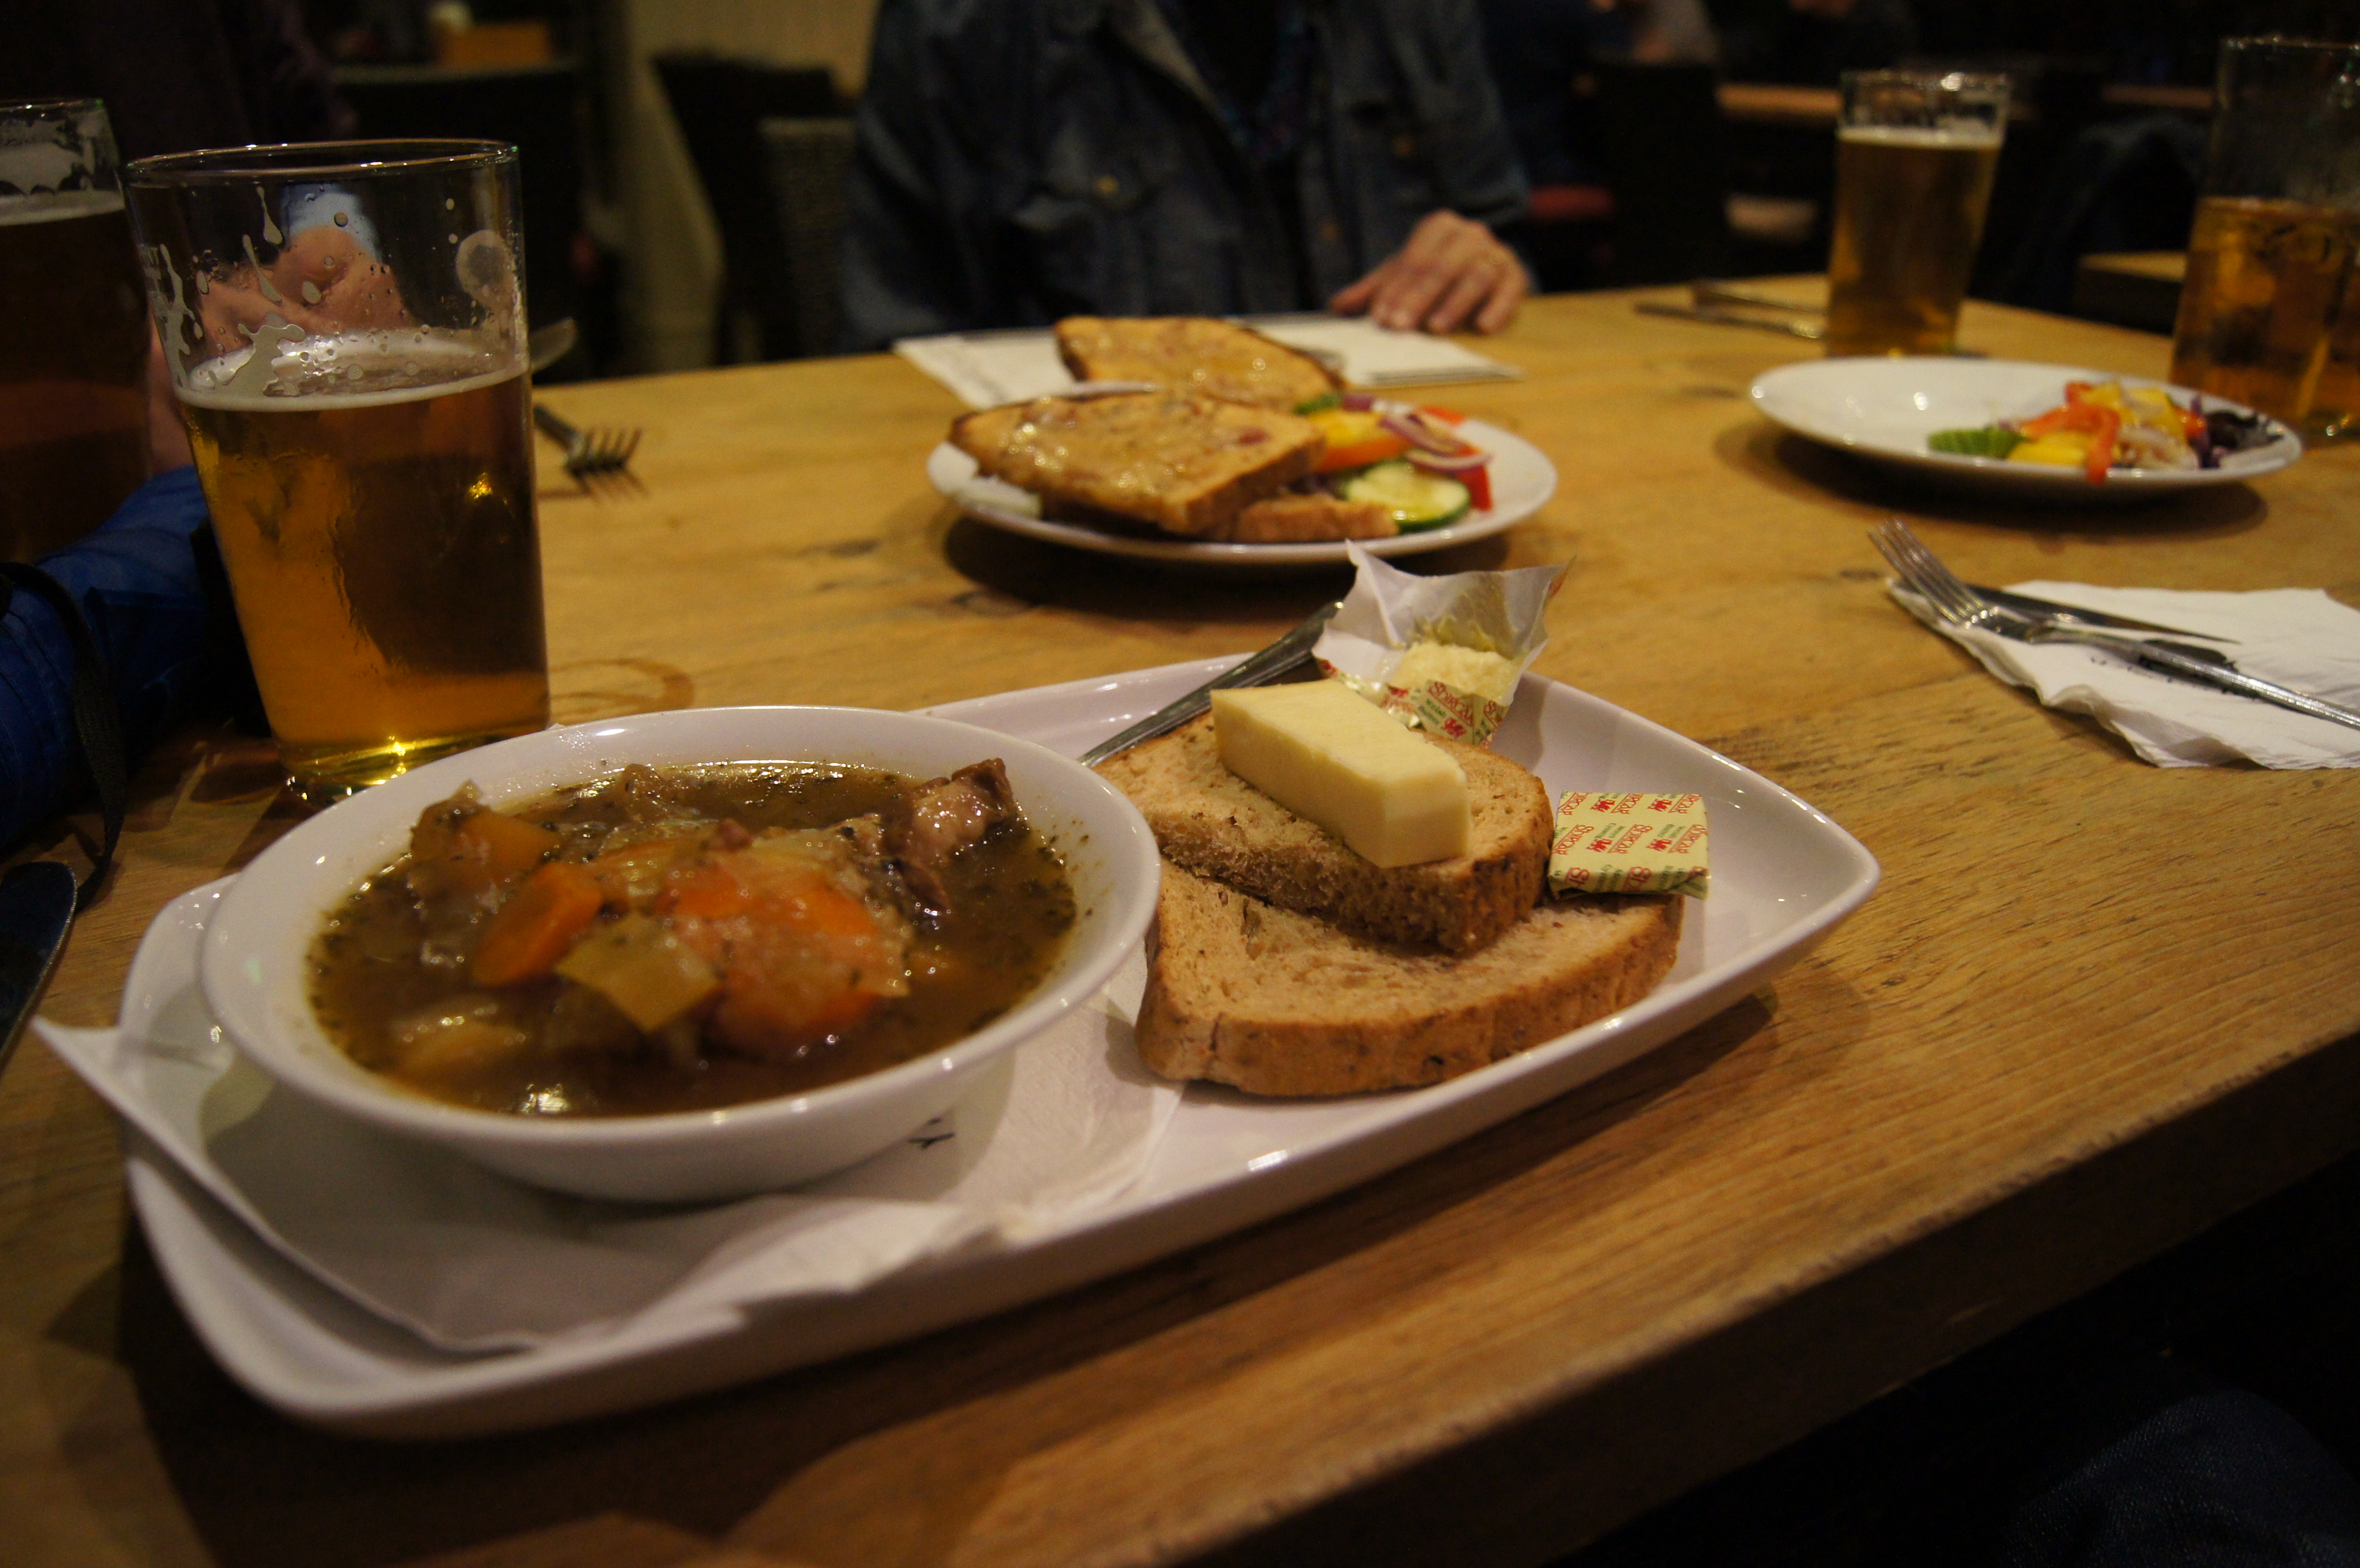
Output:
[[0, 189, 150, 558], [1825, 124, 2004, 356], [178, 330, 548, 798]]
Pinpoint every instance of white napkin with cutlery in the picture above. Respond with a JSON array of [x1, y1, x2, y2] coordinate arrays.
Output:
[[1893, 581, 2360, 768], [39, 883, 1178, 1353]]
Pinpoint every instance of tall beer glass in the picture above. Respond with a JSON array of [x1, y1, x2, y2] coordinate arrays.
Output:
[[1824, 72, 2009, 357], [2168, 39, 2360, 442], [0, 98, 151, 560], [125, 141, 549, 804]]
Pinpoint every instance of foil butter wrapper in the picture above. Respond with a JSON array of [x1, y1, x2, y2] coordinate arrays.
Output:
[[1313, 541, 1569, 745], [1549, 791, 1710, 898]]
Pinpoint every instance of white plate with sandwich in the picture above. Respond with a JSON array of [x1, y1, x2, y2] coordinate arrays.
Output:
[[1749, 358, 2301, 502], [928, 417, 1554, 566], [926, 315, 1554, 564], [76, 659, 1874, 1436]]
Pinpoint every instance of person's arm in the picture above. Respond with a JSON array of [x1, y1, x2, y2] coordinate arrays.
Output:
[[837, 0, 982, 350], [218, 0, 356, 144], [1329, 0, 1533, 333]]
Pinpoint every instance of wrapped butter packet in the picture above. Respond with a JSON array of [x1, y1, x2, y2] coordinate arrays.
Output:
[[1548, 791, 1709, 898], [1313, 541, 1569, 744]]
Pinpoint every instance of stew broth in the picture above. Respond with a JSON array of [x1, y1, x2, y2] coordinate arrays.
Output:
[[308, 762, 1076, 1116]]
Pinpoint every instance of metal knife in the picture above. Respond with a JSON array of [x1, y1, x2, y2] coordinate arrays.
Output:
[[1077, 601, 1339, 766], [1635, 300, 1827, 341], [0, 860, 76, 1080], [1968, 584, 2239, 643], [1693, 281, 1827, 316]]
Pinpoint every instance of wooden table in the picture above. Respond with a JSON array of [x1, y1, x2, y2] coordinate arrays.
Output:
[[7, 287, 2359, 1568]]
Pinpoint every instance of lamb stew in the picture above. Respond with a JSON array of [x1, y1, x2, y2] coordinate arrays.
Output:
[[308, 760, 1076, 1116]]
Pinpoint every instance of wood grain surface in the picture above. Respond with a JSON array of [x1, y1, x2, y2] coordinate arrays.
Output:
[[5, 284, 2358, 1568]]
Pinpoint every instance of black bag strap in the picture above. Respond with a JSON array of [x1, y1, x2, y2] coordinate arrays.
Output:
[[0, 563, 125, 906]]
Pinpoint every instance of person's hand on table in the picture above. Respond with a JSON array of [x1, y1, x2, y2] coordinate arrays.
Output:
[[1328, 210, 1528, 335]]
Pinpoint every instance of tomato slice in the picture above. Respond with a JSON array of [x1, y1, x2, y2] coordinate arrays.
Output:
[[1463, 462, 1492, 511]]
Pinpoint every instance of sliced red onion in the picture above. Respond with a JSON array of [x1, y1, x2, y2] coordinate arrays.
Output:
[[1410, 446, 1491, 473], [1378, 409, 1465, 455], [1340, 392, 1377, 411]]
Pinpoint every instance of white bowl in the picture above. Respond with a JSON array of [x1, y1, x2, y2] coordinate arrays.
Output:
[[199, 706, 1161, 1202]]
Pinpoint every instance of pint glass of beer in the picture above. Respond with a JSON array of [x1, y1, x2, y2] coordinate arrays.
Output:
[[1824, 72, 2009, 357], [124, 141, 549, 804], [0, 99, 152, 560], [2168, 40, 2360, 442]]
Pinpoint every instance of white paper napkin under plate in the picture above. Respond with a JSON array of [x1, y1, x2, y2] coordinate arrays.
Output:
[[39, 881, 1175, 1351], [895, 317, 1519, 409]]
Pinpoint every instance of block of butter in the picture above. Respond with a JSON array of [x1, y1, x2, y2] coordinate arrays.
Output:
[[1212, 681, 1471, 867]]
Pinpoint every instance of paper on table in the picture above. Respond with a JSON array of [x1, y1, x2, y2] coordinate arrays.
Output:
[[894, 318, 1518, 409], [1892, 581, 2360, 769], [1250, 316, 1521, 388], [39, 882, 1178, 1352]]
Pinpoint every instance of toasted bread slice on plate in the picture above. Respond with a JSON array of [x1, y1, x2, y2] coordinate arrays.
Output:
[[950, 392, 1320, 538], [1095, 713, 1548, 954], [1136, 860, 1683, 1096], [1055, 316, 1341, 412], [1211, 493, 1397, 543]]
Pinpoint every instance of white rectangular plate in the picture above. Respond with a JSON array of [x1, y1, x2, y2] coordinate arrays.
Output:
[[113, 661, 1878, 1436]]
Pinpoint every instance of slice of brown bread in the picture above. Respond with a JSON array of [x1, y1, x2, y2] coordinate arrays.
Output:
[[950, 392, 1319, 538], [1209, 493, 1398, 543], [1094, 712, 1547, 953], [1055, 316, 1340, 412], [1136, 859, 1683, 1096]]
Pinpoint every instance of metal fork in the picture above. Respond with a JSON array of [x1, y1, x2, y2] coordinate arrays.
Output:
[[1871, 518, 2360, 733], [533, 404, 641, 478], [1076, 601, 1340, 766]]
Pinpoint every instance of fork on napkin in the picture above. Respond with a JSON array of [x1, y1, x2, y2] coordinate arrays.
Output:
[[1889, 580, 2360, 769]]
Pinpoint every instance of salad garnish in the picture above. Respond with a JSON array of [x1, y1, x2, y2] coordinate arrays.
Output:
[[1927, 380, 2277, 483]]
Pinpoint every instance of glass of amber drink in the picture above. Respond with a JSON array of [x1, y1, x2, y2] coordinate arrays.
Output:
[[0, 98, 153, 560], [124, 140, 549, 805], [1824, 72, 2009, 357], [2168, 40, 2360, 442]]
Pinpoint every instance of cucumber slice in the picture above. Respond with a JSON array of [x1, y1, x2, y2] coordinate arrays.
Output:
[[1928, 426, 2023, 459], [1340, 460, 1471, 531], [1294, 391, 1343, 415]]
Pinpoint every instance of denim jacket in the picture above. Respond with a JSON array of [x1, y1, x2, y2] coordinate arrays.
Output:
[[839, 0, 1529, 349]]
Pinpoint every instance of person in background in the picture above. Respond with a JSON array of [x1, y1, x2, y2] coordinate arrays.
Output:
[[0, 0, 352, 161], [840, 0, 1533, 350], [0, 0, 341, 853], [1477, 0, 1717, 190]]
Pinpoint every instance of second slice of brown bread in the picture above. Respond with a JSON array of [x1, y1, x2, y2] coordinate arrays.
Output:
[[950, 392, 1319, 538], [1094, 712, 1549, 953], [1136, 859, 1684, 1096], [1054, 316, 1340, 412]]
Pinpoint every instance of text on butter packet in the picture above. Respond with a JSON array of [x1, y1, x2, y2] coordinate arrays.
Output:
[[1549, 791, 1709, 898]]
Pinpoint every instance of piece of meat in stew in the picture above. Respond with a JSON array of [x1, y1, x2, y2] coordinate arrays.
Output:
[[308, 760, 1075, 1116]]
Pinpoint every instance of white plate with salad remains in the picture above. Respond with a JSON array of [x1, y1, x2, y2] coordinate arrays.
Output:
[[1748, 358, 2301, 502], [928, 405, 1555, 566]]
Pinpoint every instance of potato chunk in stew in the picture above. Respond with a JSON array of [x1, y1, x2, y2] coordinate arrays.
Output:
[[309, 761, 1076, 1116]]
